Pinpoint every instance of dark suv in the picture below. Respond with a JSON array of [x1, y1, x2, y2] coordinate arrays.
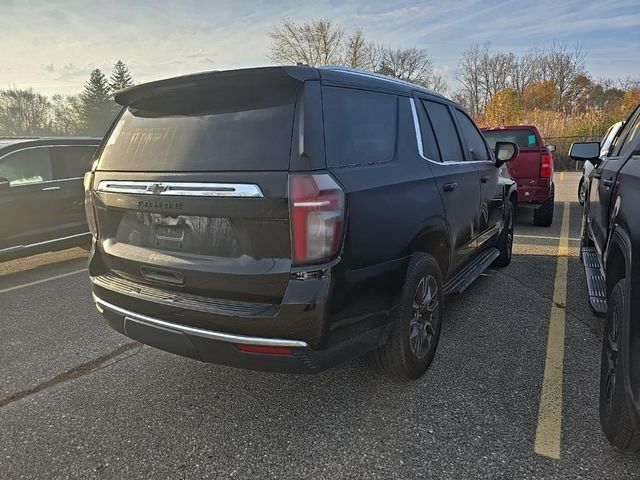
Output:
[[86, 66, 517, 379], [0, 137, 101, 261], [571, 104, 640, 452]]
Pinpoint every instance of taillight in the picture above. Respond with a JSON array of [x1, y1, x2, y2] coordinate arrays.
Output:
[[289, 173, 345, 266], [83, 172, 98, 237], [541, 152, 553, 178]]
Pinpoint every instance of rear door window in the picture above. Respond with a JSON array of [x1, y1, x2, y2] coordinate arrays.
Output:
[[51, 145, 97, 179], [0, 147, 53, 186], [454, 109, 490, 161], [421, 100, 464, 162], [98, 83, 298, 171], [323, 87, 397, 167]]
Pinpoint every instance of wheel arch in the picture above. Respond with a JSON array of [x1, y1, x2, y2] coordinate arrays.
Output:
[[407, 225, 451, 280]]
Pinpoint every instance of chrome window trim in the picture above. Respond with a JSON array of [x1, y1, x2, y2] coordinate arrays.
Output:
[[0, 144, 97, 162], [409, 98, 494, 167], [92, 294, 309, 348], [97, 180, 264, 198]]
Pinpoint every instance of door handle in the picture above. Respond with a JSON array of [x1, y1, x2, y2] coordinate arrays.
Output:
[[442, 182, 457, 192], [480, 175, 490, 183], [602, 178, 614, 188], [41, 186, 61, 191]]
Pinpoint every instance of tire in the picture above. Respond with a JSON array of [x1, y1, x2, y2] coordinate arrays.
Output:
[[493, 200, 515, 268], [368, 253, 444, 380], [599, 279, 640, 452], [578, 177, 586, 206], [533, 184, 555, 227]]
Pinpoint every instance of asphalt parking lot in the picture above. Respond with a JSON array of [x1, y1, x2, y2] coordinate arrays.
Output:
[[1, 172, 639, 479]]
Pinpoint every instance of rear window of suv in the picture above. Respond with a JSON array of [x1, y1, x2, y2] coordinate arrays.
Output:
[[98, 83, 298, 172], [323, 87, 397, 167], [483, 129, 539, 149]]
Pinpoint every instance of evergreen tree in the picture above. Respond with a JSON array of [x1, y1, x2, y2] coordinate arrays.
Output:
[[80, 68, 115, 135], [109, 60, 134, 92]]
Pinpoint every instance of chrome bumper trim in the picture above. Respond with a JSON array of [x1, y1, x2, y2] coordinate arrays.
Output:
[[92, 294, 309, 348]]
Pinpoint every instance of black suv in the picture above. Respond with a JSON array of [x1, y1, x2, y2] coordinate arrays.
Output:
[[571, 104, 640, 452], [86, 66, 517, 379], [0, 137, 101, 261]]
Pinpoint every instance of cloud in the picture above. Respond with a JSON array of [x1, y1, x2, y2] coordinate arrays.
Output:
[[1, 0, 638, 95]]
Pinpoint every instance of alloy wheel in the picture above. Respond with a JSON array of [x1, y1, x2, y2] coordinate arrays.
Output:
[[409, 274, 439, 359], [604, 306, 620, 415]]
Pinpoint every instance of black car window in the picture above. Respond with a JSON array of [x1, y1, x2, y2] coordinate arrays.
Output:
[[611, 107, 640, 157], [618, 113, 640, 159], [454, 109, 490, 161], [422, 100, 464, 162], [51, 146, 98, 179], [414, 99, 441, 161], [323, 87, 397, 167], [98, 82, 298, 172], [0, 147, 52, 186]]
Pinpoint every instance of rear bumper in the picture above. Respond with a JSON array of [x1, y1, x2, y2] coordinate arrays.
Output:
[[516, 179, 552, 204], [92, 292, 391, 374]]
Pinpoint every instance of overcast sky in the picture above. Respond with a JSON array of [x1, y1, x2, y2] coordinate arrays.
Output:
[[1, 0, 638, 96]]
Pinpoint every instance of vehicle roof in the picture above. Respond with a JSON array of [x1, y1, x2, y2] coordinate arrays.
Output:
[[114, 65, 451, 106], [480, 125, 538, 131], [0, 137, 102, 155]]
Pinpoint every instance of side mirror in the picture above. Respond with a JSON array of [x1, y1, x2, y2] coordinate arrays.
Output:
[[546, 144, 556, 153], [494, 141, 519, 166], [569, 142, 600, 162], [0, 177, 9, 192]]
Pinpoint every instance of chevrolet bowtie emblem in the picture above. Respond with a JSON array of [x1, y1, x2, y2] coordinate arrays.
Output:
[[146, 183, 168, 195]]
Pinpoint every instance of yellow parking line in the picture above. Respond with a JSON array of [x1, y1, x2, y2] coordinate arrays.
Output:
[[0, 268, 86, 295], [534, 202, 570, 459], [560, 171, 565, 181]]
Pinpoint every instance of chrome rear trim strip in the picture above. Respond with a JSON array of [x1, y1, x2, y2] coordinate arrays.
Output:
[[92, 294, 309, 348], [96, 180, 263, 198]]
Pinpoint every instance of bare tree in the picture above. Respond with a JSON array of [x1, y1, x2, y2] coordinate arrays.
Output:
[[378, 47, 434, 87], [344, 29, 368, 69], [511, 49, 544, 93], [269, 19, 345, 66], [455, 44, 486, 118], [50, 94, 83, 135], [0, 88, 51, 136], [544, 43, 586, 110]]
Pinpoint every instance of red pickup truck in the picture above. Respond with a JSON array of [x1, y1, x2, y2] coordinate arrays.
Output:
[[481, 125, 555, 226]]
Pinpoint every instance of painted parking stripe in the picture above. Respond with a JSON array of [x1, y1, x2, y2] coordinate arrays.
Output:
[[0, 268, 86, 295], [534, 202, 570, 459]]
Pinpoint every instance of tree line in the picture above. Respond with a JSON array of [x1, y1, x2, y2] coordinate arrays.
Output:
[[1, 18, 639, 148], [0, 60, 133, 137]]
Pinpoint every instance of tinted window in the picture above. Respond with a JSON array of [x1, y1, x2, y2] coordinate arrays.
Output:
[[323, 87, 397, 167], [483, 128, 538, 149], [618, 113, 640, 158], [422, 100, 463, 162], [51, 145, 97, 178], [98, 83, 298, 171], [0, 147, 52, 186], [455, 109, 490, 161], [611, 107, 640, 157], [415, 100, 441, 161]]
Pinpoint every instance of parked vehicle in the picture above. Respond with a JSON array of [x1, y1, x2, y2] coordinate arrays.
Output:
[[578, 121, 624, 205], [570, 104, 640, 452], [85, 66, 518, 379], [0, 137, 101, 261], [481, 125, 556, 226]]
